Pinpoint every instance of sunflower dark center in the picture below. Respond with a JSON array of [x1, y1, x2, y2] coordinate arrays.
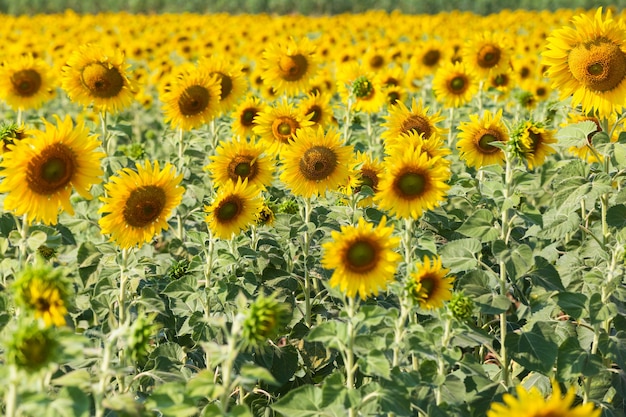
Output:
[[449, 76, 467, 92], [400, 114, 432, 139], [278, 54, 309, 82], [357, 167, 379, 192], [241, 108, 258, 126], [477, 132, 502, 154], [11, 69, 42, 97], [528, 130, 542, 151], [387, 91, 400, 105], [34, 296, 52, 312], [346, 239, 378, 272], [80, 62, 125, 98], [216, 197, 242, 222], [422, 50, 441, 67], [214, 72, 233, 100], [569, 39, 626, 92], [123, 185, 167, 228], [299, 146, 338, 181], [394, 171, 426, 198], [307, 105, 322, 123], [228, 155, 257, 181], [369, 55, 384, 69], [27, 143, 76, 195], [419, 275, 436, 296], [272, 117, 299, 143], [493, 73, 508, 87], [477, 44, 501, 68], [178, 85, 210, 116]]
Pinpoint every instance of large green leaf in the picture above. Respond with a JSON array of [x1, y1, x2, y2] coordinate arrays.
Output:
[[506, 322, 558, 373], [456, 209, 499, 242], [440, 238, 482, 273], [556, 336, 603, 380]]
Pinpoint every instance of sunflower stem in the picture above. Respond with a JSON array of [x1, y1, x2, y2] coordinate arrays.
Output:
[[447, 107, 455, 148], [16, 214, 29, 268], [118, 248, 130, 327], [435, 312, 452, 405], [100, 111, 110, 156], [302, 197, 313, 327], [392, 295, 410, 368], [343, 97, 353, 143], [16, 108, 22, 126], [403, 217, 413, 267], [345, 296, 357, 417], [498, 153, 513, 388], [177, 127, 185, 173], [204, 230, 216, 368], [219, 316, 242, 414], [5, 365, 17, 417]]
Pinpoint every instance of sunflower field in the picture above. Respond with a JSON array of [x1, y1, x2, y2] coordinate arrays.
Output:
[[0, 4, 625, 417]]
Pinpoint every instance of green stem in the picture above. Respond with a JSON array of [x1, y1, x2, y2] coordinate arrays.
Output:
[[435, 315, 452, 405], [95, 325, 124, 417], [403, 217, 413, 267], [16, 214, 29, 268], [177, 127, 185, 172], [219, 318, 241, 414], [204, 231, 215, 368], [345, 296, 357, 417], [5, 365, 17, 417], [499, 155, 513, 388], [100, 111, 110, 156], [601, 193, 609, 245], [392, 298, 410, 368], [302, 197, 313, 327], [447, 107, 455, 148], [343, 97, 353, 143], [118, 248, 130, 327]]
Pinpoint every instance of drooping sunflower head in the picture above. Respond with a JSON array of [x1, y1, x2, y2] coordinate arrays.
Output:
[[457, 109, 510, 169], [242, 293, 291, 352], [261, 36, 318, 96], [61, 44, 135, 113], [204, 178, 263, 240], [462, 31, 512, 77], [406, 256, 454, 310], [205, 137, 274, 190], [321, 216, 401, 299], [433, 61, 479, 108], [12, 264, 71, 327], [381, 98, 446, 143], [0, 54, 56, 110], [252, 99, 313, 154], [5, 320, 60, 373], [99, 160, 184, 249], [542, 7, 626, 117], [279, 126, 354, 198], [0, 115, 105, 225], [231, 95, 265, 139], [161, 64, 222, 131], [511, 120, 557, 170]]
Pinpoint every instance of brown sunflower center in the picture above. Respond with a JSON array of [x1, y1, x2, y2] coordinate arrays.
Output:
[[80, 62, 125, 98], [568, 39, 626, 93], [422, 50, 441, 67], [271, 117, 299, 143], [278, 54, 309, 82], [527, 130, 542, 151], [178, 85, 210, 116], [477, 131, 503, 154], [358, 167, 379, 191], [306, 105, 322, 124], [216, 196, 242, 222], [449, 75, 467, 93], [394, 171, 427, 198], [27, 143, 76, 195], [123, 185, 167, 228], [34, 296, 52, 312], [213, 72, 233, 101], [387, 91, 401, 105], [418, 275, 436, 297], [299, 145, 338, 181], [11, 69, 42, 97], [369, 55, 384, 69], [400, 114, 432, 139], [228, 155, 258, 181], [346, 239, 378, 272], [492, 73, 509, 87], [241, 108, 258, 127], [477, 44, 502, 69]]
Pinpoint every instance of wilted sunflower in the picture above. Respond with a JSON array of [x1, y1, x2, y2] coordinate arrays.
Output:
[[0, 55, 56, 110], [457, 110, 510, 168], [406, 256, 454, 310], [13, 264, 71, 327], [261, 36, 318, 96], [253, 99, 313, 154], [487, 381, 601, 417], [347, 151, 383, 207], [204, 178, 263, 239], [433, 61, 479, 108], [99, 160, 184, 249], [61, 44, 135, 113], [375, 144, 451, 220], [279, 127, 354, 198], [231, 95, 265, 139], [542, 7, 626, 117], [511, 121, 557, 170], [0, 115, 104, 225], [462, 31, 512, 77], [198, 56, 247, 114], [297, 91, 334, 129], [205, 137, 275, 190], [381, 98, 446, 143], [322, 216, 401, 299], [161, 65, 222, 131]]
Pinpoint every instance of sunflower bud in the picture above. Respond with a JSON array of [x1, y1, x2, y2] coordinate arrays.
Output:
[[242, 294, 291, 351], [278, 199, 299, 214], [5, 320, 59, 372], [256, 202, 276, 226], [127, 313, 159, 363], [0, 122, 27, 153], [167, 259, 190, 280], [37, 245, 57, 260], [448, 292, 475, 322], [352, 76, 373, 99]]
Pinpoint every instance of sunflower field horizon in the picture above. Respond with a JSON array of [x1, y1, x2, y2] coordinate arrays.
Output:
[[0, 5, 624, 417]]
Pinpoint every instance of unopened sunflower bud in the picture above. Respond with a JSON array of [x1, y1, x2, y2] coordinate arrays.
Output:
[[449, 292, 475, 322], [242, 294, 291, 351], [352, 76, 373, 99], [5, 320, 59, 372]]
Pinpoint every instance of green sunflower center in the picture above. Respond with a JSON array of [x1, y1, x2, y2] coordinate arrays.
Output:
[[449, 75, 467, 92], [299, 146, 338, 181], [477, 44, 502, 68], [228, 155, 258, 181], [11, 69, 42, 97], [27, 143, 76, 195], [352, 76, 374, 99], [123, 185, 167, 228], [272, 117, 299, 143], [395, 171, 427, 198], [346, 239, 378, 272], [216, 197, 242, 222], [278, 54, 309, 82], [568, 39, 626, 93], [477, 132, 502, 154], [178, 85, 210, 116], [80, 62, 125, 98]]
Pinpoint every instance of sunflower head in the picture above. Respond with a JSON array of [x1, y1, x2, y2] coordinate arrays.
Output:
[[0, 54, 56, 110], [204, 178, 263, 239], [242, 294, 291, 351], [406, 256, 454, 310], [448, 292, 475, 322], [5, 319, 60, 373], [510, 120, 557, 169], [0, 122, 28, 153]]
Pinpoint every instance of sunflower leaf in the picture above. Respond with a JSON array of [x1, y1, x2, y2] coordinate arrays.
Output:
[[555, 120, 598, 148]]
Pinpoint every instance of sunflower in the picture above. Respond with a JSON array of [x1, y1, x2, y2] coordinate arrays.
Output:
[[253, 99, 313, 154], [99, 160, 184, 249], [12, 264, 71, 327], [0, 122, 28, 154], [198, 56, 247, 114], [336, 62, 386, 114], [462, 31, 512, 77], [279, 126, 354, 198], [321, 216, 401, 299], [381, 98, 446, 143], [297, 91, 335, 129], [231, 95, 265, 139], [161, 65, 222, 131], [350, 151, 383, 207], [0, 55, 56, 110], [204, 178, 263, 239], [408, 38, 446, 81], [261, 36, 318, 96], [433, 61, 479, 108], [487, 381, 601, 417], [542, 7, 626, 117], [205, 137, 275, 190], [457, 110, 510, 168], [406, 256, 454, 310], [374, 144, 451, 220], [0, 116, 104, 225], [61, 44, 135, 113], [386, 131, 452, 165], [511, 121, 557, 170]]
